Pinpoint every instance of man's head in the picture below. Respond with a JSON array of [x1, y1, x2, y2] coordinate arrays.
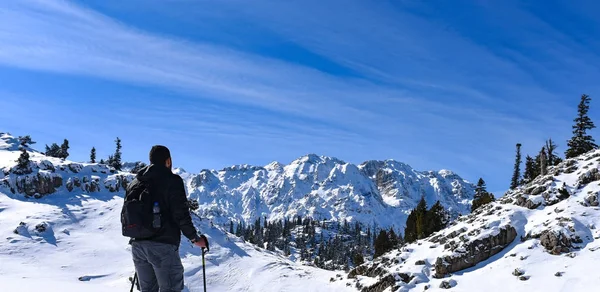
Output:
[[149, 145, 172, 168]]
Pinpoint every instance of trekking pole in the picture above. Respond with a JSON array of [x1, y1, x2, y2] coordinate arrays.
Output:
[[202, 248, 207, 292], [200, 234, 210, 292], [129, 272, 138, 292]]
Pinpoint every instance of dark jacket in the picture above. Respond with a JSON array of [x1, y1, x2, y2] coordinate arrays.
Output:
[[127, 164, 199, 246]]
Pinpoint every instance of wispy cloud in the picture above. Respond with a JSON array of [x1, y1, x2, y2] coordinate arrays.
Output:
[[1, 0, 598, 191]]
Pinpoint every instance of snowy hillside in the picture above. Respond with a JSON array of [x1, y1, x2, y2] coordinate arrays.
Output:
[[0, 133, 356, 291], [186, 154, 475, 230], [349, 149, 600, 292]]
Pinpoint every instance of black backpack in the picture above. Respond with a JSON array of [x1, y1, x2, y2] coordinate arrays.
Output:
[[121, 179, 163, 239]]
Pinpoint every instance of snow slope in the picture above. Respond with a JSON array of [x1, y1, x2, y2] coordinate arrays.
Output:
[[186, 154, 475, 231], [351, 149, 600, 292], [0, 133, 356, 291]]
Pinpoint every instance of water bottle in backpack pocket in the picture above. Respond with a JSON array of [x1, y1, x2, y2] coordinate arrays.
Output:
[[121, 181, 162, 239], [152, 202, 161, 229]]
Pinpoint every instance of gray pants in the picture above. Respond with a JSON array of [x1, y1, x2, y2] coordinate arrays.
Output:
[[131, 241, 185, 292]]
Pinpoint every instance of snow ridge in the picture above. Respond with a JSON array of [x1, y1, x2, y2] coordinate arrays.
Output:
[[186, 153, 476, 230]]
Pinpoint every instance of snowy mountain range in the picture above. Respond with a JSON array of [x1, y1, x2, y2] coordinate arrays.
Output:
[[1, 132, 476, 233], [3, 131, 600, 291], [184, 154, 475, 231]]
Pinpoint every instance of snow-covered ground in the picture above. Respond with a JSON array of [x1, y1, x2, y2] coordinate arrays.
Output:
[[0, 133, 355, 291], [0, 190, 357, 291]]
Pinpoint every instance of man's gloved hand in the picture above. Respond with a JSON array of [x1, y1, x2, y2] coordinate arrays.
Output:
[[192, 234, 209, 251]]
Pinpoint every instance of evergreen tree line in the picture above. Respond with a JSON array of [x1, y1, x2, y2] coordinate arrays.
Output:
[[231, 215, 402, 271], [13, 135, 124, 172], [510, 94, 597, 189], [403, 197, 449, 244], [44, 139, 70, 159]]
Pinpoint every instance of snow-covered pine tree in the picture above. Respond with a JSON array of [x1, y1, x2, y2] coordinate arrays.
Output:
[[15, 148, 31, 173], [566, 94, 597, 158], [45, 143, 61, 158], [17, 135, 35, 147]]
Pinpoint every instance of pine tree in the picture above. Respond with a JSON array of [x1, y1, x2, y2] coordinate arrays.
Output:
[[17, 135, 35, 147], [523, 155, 537, 184], [236, 222, 243, 237], [230, 221, 234, 234], [44, 143, 61, 158], [404, 210, 417, 243], [545, 139, 562, 166], [99, 158, 105, 164], [90, 147, 96, 163], [539, 147, 548, 176], [427, 201, 448, 234], [510, 143, 522, 189], [15, 148, 31, 172], [388, 227, 399, 249], [59, 139, 69, 159], [373, 230, 391, 258], [111, 137, 123, 170], [352, 250, 365, 266], [566, 94, 597, 158], [472, 178, 495, 211], [415, 196, 428, 239]]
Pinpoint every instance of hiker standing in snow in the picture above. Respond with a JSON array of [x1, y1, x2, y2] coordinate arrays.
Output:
[[122, 145, 208, 291]]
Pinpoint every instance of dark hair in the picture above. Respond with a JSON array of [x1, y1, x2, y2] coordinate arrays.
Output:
[[149, 145, 171, 165]]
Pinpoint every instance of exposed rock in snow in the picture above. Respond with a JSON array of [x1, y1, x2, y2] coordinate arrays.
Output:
[[434, 224, 517, 278]]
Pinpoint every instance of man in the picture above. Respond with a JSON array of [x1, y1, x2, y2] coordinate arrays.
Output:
[[127, 145, 208, 292]]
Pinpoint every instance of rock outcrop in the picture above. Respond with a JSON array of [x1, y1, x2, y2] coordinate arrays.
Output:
[[434, 225, 517, 278], [13, 173, 63, 197]]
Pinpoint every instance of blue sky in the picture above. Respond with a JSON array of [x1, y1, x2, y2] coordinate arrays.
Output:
[[1, 0, 600, 194]]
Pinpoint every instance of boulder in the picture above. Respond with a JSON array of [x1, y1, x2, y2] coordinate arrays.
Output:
[[434, 225, 517, 278], [512, 268, 525, 276], [35, 222, 47, 233], [360, 274, 396, 292], [578, 168, 600, 187], [398, 273, 413, 284], [585, 193, 599, 207], [68, 163, 83, 173], [439, 280, 456, 289], [539, 230, 572, 255], [348, 264, 387, 279]]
